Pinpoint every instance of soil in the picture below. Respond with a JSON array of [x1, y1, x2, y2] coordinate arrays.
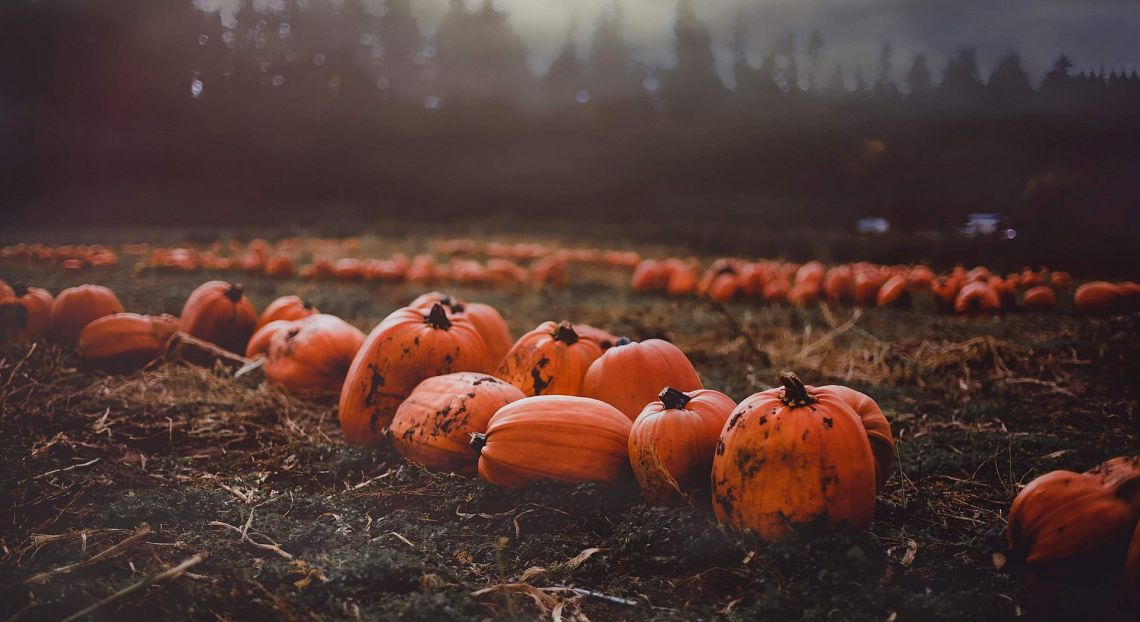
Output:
[[1, 235, 1138, 621]]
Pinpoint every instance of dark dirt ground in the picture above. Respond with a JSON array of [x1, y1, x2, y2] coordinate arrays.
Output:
[[1, 235, 1138, 621]]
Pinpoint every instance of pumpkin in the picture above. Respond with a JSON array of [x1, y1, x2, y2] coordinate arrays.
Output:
[[632, 260, 669, 293], [246, 320, 290, 358], [795, 261, 826, 286], [1022, 286, 1056, 312], [711, 372, 877, 541], [875, 275, 908, 308], [1126, 520, 1140, 598], [264, 253, 295, 278], [573, 324, 622, 350], [787, 281, 820, 307], [706, 273, 739, 303], [1049, 271, 1072, 289], [853, 271, 884, 306], [665, 261, 698, 296], [256, 295, 318, 330], [78, 313, 180, 369], [50, 284, 125, 344], [907, 265, 936, 289], [261, 314, 365, 397], [930, 276, 963, 311], [470, 395, 632, 487], [954, 281, 1000, 316], [1074, 281, 1122, 313], [179, 281, 258, 354], [823, 267, 855, 304], [0, 280, 13, 301], [628, 387, 735, 506], [339, 303, 488, 446], [495, 321, 602, 397], [1, 283, 54, 344], [409, 292, 512, 368], [824, 384, 895, 490], [581, 338, 703, 420], [389, 372, 525, 475]]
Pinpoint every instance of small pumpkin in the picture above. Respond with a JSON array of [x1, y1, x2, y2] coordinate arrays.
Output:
[[632, 260, 669, 293], [339, 303, 488, 446], [409, 292, 512, 368], [495, 321, 602, 397], [1022, 286, 1056, 312], [573, 323, 622, 350], [179, 281, 258, 354], [954, 281, 1000, 316], [711, 372, 878, 541], [78, 313, 180, 369], [471, 395, 632, 488], [706, 273, 739, 303], [823, 266, 855, 304], [581, 338, 703, 420], [263, 314, 365, 397], [389, 373, 525, 475], [628, 387, 735, 506], [50, 284, 125, 344], [1, 283, 54, 344], [256, 295, 318, 330], [1074, 281, 1122, 313]]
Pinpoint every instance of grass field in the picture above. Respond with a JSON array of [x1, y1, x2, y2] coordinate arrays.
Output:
[[1, 235, 1137, 621]]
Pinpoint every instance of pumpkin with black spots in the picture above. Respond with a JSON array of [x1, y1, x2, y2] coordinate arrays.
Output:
[[50, 284, 125, 344], [179, 281, 258, 354], [262, 314, 365, 397], [78, 313, 180, 369], [628, 387, 734, 506], [470, 395, 631, 488], [1, 283, 54, 344], [389, 373, 524, 475], [339, 303, 488, 446], [495, 321, 602, 397], [581, 338, 703, 420], [711, 372, 878, 541], [410, 292, 513, 368]]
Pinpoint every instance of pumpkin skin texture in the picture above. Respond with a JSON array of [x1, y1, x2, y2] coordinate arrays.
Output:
[[389, 373, 525, 475], [1074, 281, 1122, 314], [179, 281, 258, 354], [495, 321, 603, 397], [711, 372, 877, 541], [339, 303, 489, 447], [573, 324, 621, 350], [823, 385, 895, 491], [1, 284, 54, 344], [628, 387, 735, 506], [78, 313, 180, 369], [50, 285, 125, 344], [875, 275, 908, 308], [246, 319, 291, 358], [471, 395, 632, 488], [256, 295, 318, 330], [581, 338, 703, 421], [954, 281, 1000, 316], [263, 314, 365, 397], [1022, 286, 1056, 312], [409, 292, 513, 369]]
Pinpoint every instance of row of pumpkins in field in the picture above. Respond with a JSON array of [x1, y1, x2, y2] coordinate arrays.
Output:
[[1, 277, 1138, 606], [634, 258, 1140, 315]]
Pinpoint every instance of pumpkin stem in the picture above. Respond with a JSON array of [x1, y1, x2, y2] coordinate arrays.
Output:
[[659, 387, 692, 410], [425, 303, 452, 330], [469, 432, 487, 451], [778, 371, 815, 407], [225, 283, 244, 303], [553, 321, 579, 345], [613, 336, 633, 347], [302, 301, 314, 311], [12, 283, 28, 297]]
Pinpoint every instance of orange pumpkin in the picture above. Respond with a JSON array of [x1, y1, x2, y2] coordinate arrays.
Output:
[[179, 281, 258, 354], [261, 314, 365, 397], [930, 276, 963, 311], [495, 321, 602, 397], [711, 372, 877, 541], [339, 303, 489, 446], [573, 324, 622, 350], [0, 280, 13, 301], [78, 313, 180, 369], [632, 260, 669, 293], [1074, 281, 1122, 313], [246, 319, 290, 358], [853, 271, 884, 306], [409, 292, 513, 368], [628, 387, 734, 506], [471, 395, 631, 487], [875, 274, 908, 308], [50, 284, 125, 344], [823, 266, 855, 304], [907, 265, 936, 289], [389, 372, 525, 475], [665, 261, 698, 297], [706, 273, 739, 303], [1126, 519, 1140, 599], [787, 281, 820, 307], [823, 384, 895, 491], [954, 281, 1000, 316], [1, 283, 54, 344], [1022, 286, 1056, 312], [581, 338, 703, 420], [256, 295, 318, 330]]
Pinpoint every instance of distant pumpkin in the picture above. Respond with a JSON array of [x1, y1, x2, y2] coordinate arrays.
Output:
[[256, 295, 318, 330], [1074, 281, 1122, 313], [1, 283, 54, 344], [50, 284, 125, 344]]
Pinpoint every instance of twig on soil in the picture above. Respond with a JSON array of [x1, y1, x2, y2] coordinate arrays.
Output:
[[31, 457, 101, 480], [796, 308, 862, 359], [25, 523, 151, 585], [710, 303, 771, 366], [59, 552, 207, 622], [209, 510, 294, 560]]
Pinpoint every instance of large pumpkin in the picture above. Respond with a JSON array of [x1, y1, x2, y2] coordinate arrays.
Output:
[[179, 281, 258, 354], [495, 321, 602, 397], [711, 372, 877, 541], [256, 295, 318, 330], [581, 338, 703, 420], [339, 303, 488, 446], [628, 387, 735, 506], [471, 395, 631, 488], [1074, 281, 1122, 313], [409, 292, 512, 368], [824, 384, 895, 490], [78, 313, 180, 369], [1, 283, 54, 344], [262, 314, 365, 397], [1022, 286, 1056, 312], [954, 281, 1000, 316], [389, 373, 524, 475], [50, 284, 125, 344]]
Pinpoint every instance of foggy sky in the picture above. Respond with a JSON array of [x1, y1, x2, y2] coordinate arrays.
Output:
[[195, 0, 1140, 88]]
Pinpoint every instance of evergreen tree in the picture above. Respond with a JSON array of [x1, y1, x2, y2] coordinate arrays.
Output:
[[806, 30, 824, 92], [662, 0, 726, 116], [542, 19, 585, 109], [987, 52, 1033, 103], [587, 1, 642, 104], [906, 53, 932, 95]]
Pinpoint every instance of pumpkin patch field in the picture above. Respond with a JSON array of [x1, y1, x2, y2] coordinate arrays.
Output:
[[1, 231, 1137, 622]]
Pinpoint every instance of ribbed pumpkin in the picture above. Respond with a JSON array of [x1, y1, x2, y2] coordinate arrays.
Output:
[[1022, 286, 1056, 312], [409, 292, 512, 368], [389, 373, 525, 475], [574, 324, 621, 350], [256, 295, 318, 330], [628, 387, 735, 506], [50, 285, 125, 344], [471, 395, 632, 488], [78, 313, 180, 369], [711, 372, 878, 541], [262, 314, 365, 397], [179, 281, 258, 354], [246, 319, 290, 358], [339, 303, 488, 446], [1, 283, 54, 344], [495, 321, 602, 397], [581, 338, 703, 420], [954, 281, 1000, 316], [1074, 281, 1122, 313], [824, 384, 895, 490]]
